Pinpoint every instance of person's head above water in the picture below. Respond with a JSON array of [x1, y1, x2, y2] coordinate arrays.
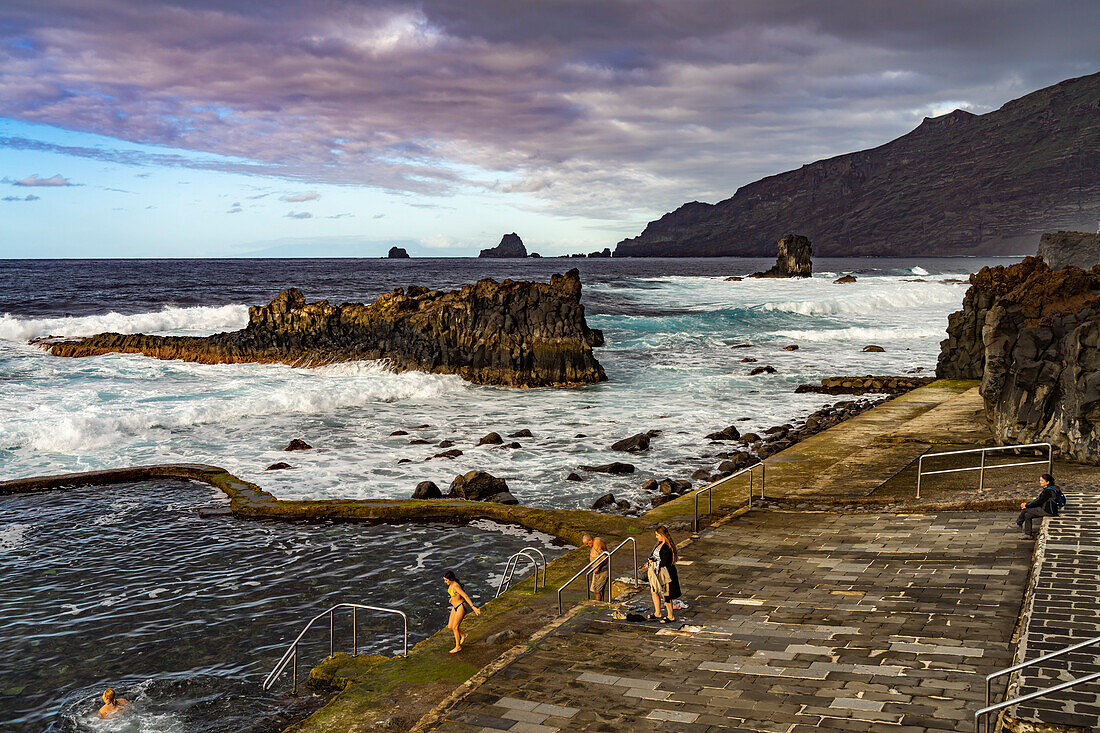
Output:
[[1040, 473, 1055, 487]]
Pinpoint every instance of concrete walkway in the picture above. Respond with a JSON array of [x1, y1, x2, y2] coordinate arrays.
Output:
[[428, 507, 1031, 732], [1010, 486, 1100, 731]]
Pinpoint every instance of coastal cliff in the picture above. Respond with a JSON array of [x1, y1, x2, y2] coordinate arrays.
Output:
[[37, 270, 607, 388], [937, 257, 1100, 463], [1038, 230, 1100, 270], [615, 72, 1100, 257]]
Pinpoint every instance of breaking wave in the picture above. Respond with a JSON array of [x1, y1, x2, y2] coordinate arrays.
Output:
[[0, 304, 249, 342]]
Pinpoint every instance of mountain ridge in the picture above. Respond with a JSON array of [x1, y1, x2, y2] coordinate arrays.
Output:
[[615, 72, 1100, 258]]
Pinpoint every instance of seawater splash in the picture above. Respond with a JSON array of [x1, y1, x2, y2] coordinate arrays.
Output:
[[0, 304, 249, 342]]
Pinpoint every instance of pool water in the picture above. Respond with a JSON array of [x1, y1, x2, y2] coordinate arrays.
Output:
[[0, 480, 565, 731]]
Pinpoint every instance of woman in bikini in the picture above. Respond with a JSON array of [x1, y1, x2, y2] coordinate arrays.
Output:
[[443, 570, 480, 653]]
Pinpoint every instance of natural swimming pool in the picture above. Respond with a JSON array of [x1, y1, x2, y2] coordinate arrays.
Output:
[[0, 480, 565, 731]]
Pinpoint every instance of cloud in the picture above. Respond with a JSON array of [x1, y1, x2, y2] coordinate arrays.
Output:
[[227, 201, 243, 213], [372, 213, 386, 219], [2, 193, 40, 201], [280, 190, 320, 202], [0, 1, 1098, 221], [13, 173, 72, 187], [285, 211, 312, 219], [325, 212, 354, 219]]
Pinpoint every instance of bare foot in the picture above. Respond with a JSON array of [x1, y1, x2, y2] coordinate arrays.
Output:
[[449, 646, 462, 654], [460, 633, 469, 645]]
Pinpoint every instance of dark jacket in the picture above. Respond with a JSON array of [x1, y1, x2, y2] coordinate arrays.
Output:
[[656, 544, 681, 600], [1026, 485, 1060, 516]]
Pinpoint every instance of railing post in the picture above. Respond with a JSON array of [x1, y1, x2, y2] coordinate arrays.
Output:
[[979, 450, 987, 492], [329, 609, 334, 658], [606, 552, 613, 601], [352, 607, 357, 656], [761, 462, 765, 497], [632, 540, 638, 585], [916, 456, 923, 499], [292, 645, 297, 694], [1047, 444, 1053, 475]]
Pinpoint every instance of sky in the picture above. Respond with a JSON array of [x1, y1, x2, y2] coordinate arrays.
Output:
[[1, 1, 1098, 258]]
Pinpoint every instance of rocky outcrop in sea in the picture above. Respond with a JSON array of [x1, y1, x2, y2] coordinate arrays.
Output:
[[36, 269, 607, 388], [387, 246, 411, 259], [937, 256, 1100, 463], [479, 233, 529, 258], [749, 235, 812, 278]]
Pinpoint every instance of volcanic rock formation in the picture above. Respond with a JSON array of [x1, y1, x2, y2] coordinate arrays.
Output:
[[749, 235, 813, 278], [36, 270, 606, 388], [478, 233, 528, 258], [387, 246, 410, 259], [614, 72, 1100, 257], [1037, 230, 1100, 270], [936, 257, 1100, 463]]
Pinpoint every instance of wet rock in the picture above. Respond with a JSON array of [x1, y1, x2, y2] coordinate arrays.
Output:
[[725, 276, 743, 281], [409, 438, 431, 445], [478, 432, 504, 445], [579, 462, 635, 474], [39, 270, 606, 388], [705, 425, 740, 441], [432, 449, 463, 459], [764, 425, 788, 436], [651, 494, 676, 507], [740, 432, 760, 443], [794, 375, 933, 395], [616, 499, 631, 510], [782, 344, 799, 351], [413, 424, 430, 429], [390, 430, 409, 436], [266, 462, 293, 471], [749, 234, 813, 278], [501, 442, 521, 449], [611, 433, 651, 452], [574, 433, 587, 438], [449, 470, 510, 501], [398, 458, 412, 464], [730, 343, 753, 349], [749, 365, 777, 375], [741, 357, 757, 363], [861, 345, 885, 352], [508, 429, 533, 438], [591, 493, 616, 510], [833, 274, 857, 283], [485, 491, 519, 505], [640, 479, 658, 492], [566, 472, 584, 482], [412, 481, 442, 499], [437, 440, 456, 448], [717, 452, 756, 474], [485, 628, 520, 645], [671, 479, 692, 493], [283, 439, 312, 451], [691, 469, 713, 482]]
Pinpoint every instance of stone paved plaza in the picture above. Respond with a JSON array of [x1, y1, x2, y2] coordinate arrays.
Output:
[[429, 508, 1032, 732]]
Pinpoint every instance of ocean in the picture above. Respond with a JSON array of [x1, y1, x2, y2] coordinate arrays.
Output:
[[0, 255, 1014, 730]]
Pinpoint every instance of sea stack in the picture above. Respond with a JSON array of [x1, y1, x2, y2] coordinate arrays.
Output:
[[36, 270, 607, 388], [750, 234, 813, 278], [936, 256, 1100, 463], [387, 246, 411, 259], [478, 233, 528, 258]]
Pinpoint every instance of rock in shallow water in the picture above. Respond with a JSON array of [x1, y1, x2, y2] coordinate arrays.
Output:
[[449, 470, 515, 502], [579, 462, 635, 475], [611, 433, 651, 452], [412, 481, 442, 499], [283, 438, 312, 451], [266, 462, 293, 471]]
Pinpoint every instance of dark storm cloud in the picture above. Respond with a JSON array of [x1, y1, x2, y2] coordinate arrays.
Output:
[[1, 0, 1098, 219]]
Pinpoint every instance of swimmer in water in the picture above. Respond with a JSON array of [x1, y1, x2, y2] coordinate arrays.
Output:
[[98, 688, 131, 719]]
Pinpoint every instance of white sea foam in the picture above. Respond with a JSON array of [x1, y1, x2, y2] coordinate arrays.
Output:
[[770, 325, 947, 343], [0, 304, 249, 342], [757, 283, 964, 317], [0, 523, 30, 551]]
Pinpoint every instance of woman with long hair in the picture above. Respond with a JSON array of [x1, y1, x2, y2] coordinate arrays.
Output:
[[646, 526, 682, 623], [443, 570, 480, 653]]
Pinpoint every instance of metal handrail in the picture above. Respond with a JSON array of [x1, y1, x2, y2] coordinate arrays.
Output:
[[496, 548, 545, 597], [558, 536, 640, 614], [916, 442, 1052, 499], [978, 634, 1100, 733], [693, 461, 765, 533], [262, 603, 408, 693], [975, 672, 1100, 732]]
